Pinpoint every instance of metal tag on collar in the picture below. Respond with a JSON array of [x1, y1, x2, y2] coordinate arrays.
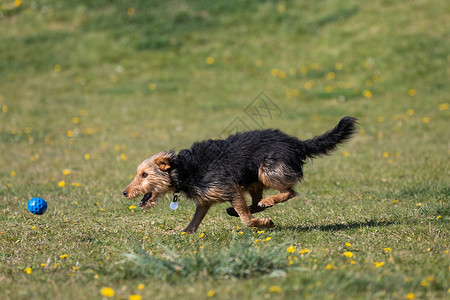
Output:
[[170, 193, 180, 210]]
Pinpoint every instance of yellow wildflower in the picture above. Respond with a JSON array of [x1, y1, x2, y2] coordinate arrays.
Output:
[[268, 286, 282, 293], [24, 267, 32, 274], [287, 245, 295, 253], [264, 237, 271, 242], [100, 287, 115, 297], [129, 295, 142, 300], [384, 248, 392, 253], [344, 251, 353, 258], [127, 7, 135, 16], [438, 103, 448, 111], [206, 57, 215, 65], [207, 290, 215, 297], [60, 254, 69, 259], [58, 181, 65, 187], [63, 169, 70, 175], [363, 90, 373, 98], [300, 248, 309, 254], [129, 205, 136, 210], [345, 242, 352, 247], [406, 293, 415, 300], [137, 284, 145, 290], [374, 261, 384, 268], [84, 154, 91, 160]]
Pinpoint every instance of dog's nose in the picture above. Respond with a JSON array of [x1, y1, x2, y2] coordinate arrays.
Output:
[[123, 190, 128, 197]]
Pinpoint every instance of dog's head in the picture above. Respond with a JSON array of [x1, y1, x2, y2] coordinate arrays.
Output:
[[123, 151, 176, 209]]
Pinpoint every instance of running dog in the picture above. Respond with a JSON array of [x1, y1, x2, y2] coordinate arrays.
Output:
[[123, 117, 357, 233]]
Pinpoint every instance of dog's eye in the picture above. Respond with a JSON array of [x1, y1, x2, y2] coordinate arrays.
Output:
[[141, 172, 148, 178]]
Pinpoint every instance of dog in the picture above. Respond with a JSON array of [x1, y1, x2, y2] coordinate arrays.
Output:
[[123, 116, 357, 233]]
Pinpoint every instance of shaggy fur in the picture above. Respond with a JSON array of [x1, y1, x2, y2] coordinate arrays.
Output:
[[123, 117, 357, 233]]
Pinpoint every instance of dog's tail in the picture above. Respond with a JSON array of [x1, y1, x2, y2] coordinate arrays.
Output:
[[303, 116, 358, 159]]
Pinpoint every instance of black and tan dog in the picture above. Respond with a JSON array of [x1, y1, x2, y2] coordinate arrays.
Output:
[[123, 117, 357, 233]]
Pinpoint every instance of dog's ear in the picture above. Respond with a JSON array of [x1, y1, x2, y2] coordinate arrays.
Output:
[[154, 156, 171, 171]]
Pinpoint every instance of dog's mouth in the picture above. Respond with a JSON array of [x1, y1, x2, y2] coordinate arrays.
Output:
[[139, 192, 153, 208]]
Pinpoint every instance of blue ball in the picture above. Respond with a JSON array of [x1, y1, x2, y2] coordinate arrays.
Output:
[[28, 198, 47, 215]]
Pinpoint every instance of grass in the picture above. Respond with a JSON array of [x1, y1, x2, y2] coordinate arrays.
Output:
[[0, 0, 449, 299]]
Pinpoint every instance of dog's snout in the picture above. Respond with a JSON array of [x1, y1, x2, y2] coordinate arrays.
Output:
[[123, 190, 128, 197]]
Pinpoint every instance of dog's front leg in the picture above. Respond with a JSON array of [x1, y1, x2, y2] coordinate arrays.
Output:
[[183, 204, 211, 234]]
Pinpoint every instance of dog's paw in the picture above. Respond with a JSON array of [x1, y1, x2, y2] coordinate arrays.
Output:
[[226, 207, 240, 217], [257, 200, 274, 208]]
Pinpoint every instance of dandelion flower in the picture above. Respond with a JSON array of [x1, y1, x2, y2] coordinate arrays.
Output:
[[181, 232, 187, 235], [72, 117, 80, 124], [325, 264, 335, 270], [58, 181, 66, 187], [344, 251, 353, 258], [384, 248, 392, 253], [84, 154, 91, 160], [207, 290, 215, 297], [63, 169, 70, 175], [406, 293, 415, 300], [436, 216, 442, 219], [300, 248, 309, 254], [129, 205, 136, 210], [407, 109, 414, 116], [40, 263, 46, 267], [54, 64, 62, 73], [199, 233, 205, 238], [271, 69, 279, 77], [264, 237, 271, 242], [11, 171, 17, 176], [67, 130, 74, 137], [129, 295, 142, 300], [345, 242, 352, 247], [287, 245, 296, 253], [137, 284, 145, 290], [269, 286, 282, 293], [100, 287, 115, 297], [335, 63, 343, 70], [120, 153, 127, 161], [24, 267, 32, 274], [278, 71, 286, 79], [363, 90, 373, 99], [374, 261, 384, 268], [438, 103, 449, 111], [343, 151, 350, 158], [257, 230, 265, 234], [60, 254, 69, 259], [206, 57, 215, 65], [127, 7, 135, 16], [422, 117, 430, 124], [238, 231, 244, 234], [408, 89, 416, 96]]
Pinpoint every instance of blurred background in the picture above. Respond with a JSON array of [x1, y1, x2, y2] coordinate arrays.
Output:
[[1, 0, 448, 195]]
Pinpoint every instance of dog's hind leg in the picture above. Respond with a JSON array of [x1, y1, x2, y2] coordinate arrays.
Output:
[[231, 192, 274, 228], [258, 188, 297, 208], [257, 165, 298, 208], [226, 183, 266, 217], [183, 204, 211, 234]]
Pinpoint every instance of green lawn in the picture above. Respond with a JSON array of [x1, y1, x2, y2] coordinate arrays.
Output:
[[0, 0, 449, 299]]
